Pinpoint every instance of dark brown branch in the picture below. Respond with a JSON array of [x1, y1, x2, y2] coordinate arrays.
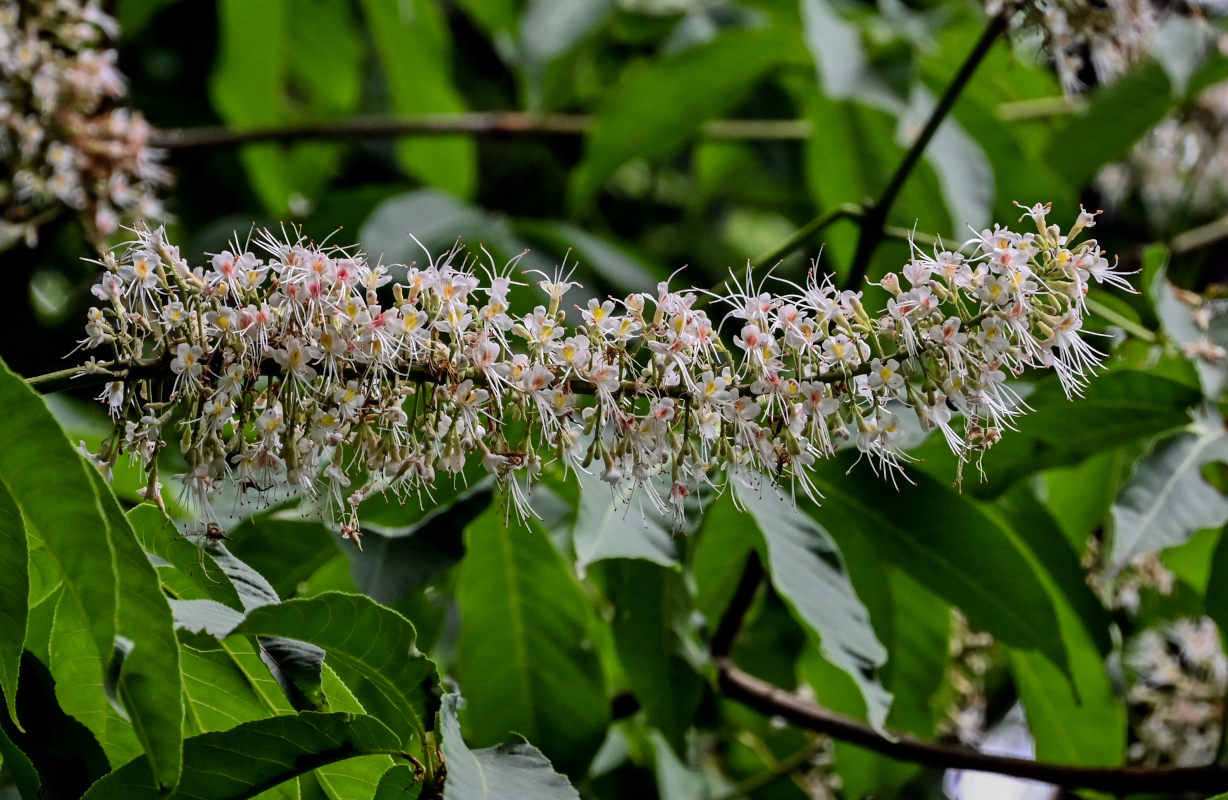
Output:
[[150, 113, 814, 150], [709, 552, 765, 660], [716, 659, 1228, 796], [844, 13, 1008, 290]]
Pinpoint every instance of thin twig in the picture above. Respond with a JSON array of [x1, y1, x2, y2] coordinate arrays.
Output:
[[710, 739, 827, 800], [715, 659, 1228, 796], [749, 204, 863, 274], [150, 113, 815, 150], [709, 553, 765, 660], [844, 13, 1008, 290]]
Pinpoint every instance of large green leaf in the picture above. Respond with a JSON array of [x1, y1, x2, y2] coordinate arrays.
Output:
[[0, 480, 28, 726], [127, 506, 242, 608], [0, 359, 115, 676], [372, 765, 421, 800], [1109, 416, 1228, 572], [89, 470, 184, 789], [572, 470, 678, 572], [736, 490, 891, 729], [811, 457, 1069, 672], [81, 713, 404, 800], [602, 560, 703, 752], [209, 0, 363, 214], [454, 509, 608, 776], [359, 0, 475, 198], [569, 26, 801, 210], [996, 486, 1113, 655], [309, 665, 395, 800], [48, 592, 142, 768], [0, 651, 109, 800], [439, 693, 580, 800], [232, 593, 439, 751]]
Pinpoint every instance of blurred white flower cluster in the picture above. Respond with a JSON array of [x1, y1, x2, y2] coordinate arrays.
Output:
[[1098, 82, 1228, 227], [1126, 617, 1227, 765], [74, 205, 1130, 538], [993, 0, 1187, 94], [0, 0, 169, 250]]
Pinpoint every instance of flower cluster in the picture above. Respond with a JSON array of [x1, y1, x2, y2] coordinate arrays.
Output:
[[992, 0, 1192, 94], [0, 0, 169, 250], [1099, 81, 1228, 227], [74, 204, 1131, 538], [1125, 617, 1227, 765]]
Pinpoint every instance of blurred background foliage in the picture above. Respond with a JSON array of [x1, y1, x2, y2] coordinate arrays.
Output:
[[12, 0, 1228, 798]]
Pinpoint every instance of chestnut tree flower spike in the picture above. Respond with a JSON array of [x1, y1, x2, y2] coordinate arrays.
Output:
[[73, 203, 1132, 537]]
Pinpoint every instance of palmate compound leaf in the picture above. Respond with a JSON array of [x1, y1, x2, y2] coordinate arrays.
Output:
[[734, 489, 892, 730], [1109, 410, 1228, 572], [81, 712, 403, 800], [439, 693, 580, 800]]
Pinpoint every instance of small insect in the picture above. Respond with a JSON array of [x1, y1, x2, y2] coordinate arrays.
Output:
[[202, 522, 230, 542], [239, 478, 272, 494]]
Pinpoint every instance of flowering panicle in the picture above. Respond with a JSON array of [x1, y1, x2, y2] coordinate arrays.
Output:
[[73, 204, 1131, 538], [0, 0, 169, 249], [991, 0, 1196, 95]]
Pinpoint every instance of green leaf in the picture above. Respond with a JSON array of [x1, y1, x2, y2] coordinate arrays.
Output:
[[127, 505, 242, 608], [372, 765, 421, 800], [209, 0, 363, 213], [312, 665, 395, 800], [913, 370, 1201, 495], [1109, 416, 1228, 571], [569, 27, 799, 210], [0, 651, 109, 800], [602, 560, 703, 752], [225, 514, 341, 602], [0, 719, 39, 800], [996, 485, 1113, 655], [347, 485, 490, 604], [517, 0, 613, 110], [736, 490, 891, 729], [0, 358, 115, 674], [0, 480, 28, 726], [48, 592, 142, 768], [812, 457, 1069, 671], [232, 593, 439, 749], [440, 693, 580, 800], [359, 0, 476, 198], [572, 469, 678, 572], [89, 470, 185, 789], [454, 509, 608, 776], [82, 712, 404, 800]]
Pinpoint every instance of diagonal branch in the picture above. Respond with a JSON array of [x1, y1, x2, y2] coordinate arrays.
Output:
[[844, 13, 1008, 290], [716, 658, 1228, 796]]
